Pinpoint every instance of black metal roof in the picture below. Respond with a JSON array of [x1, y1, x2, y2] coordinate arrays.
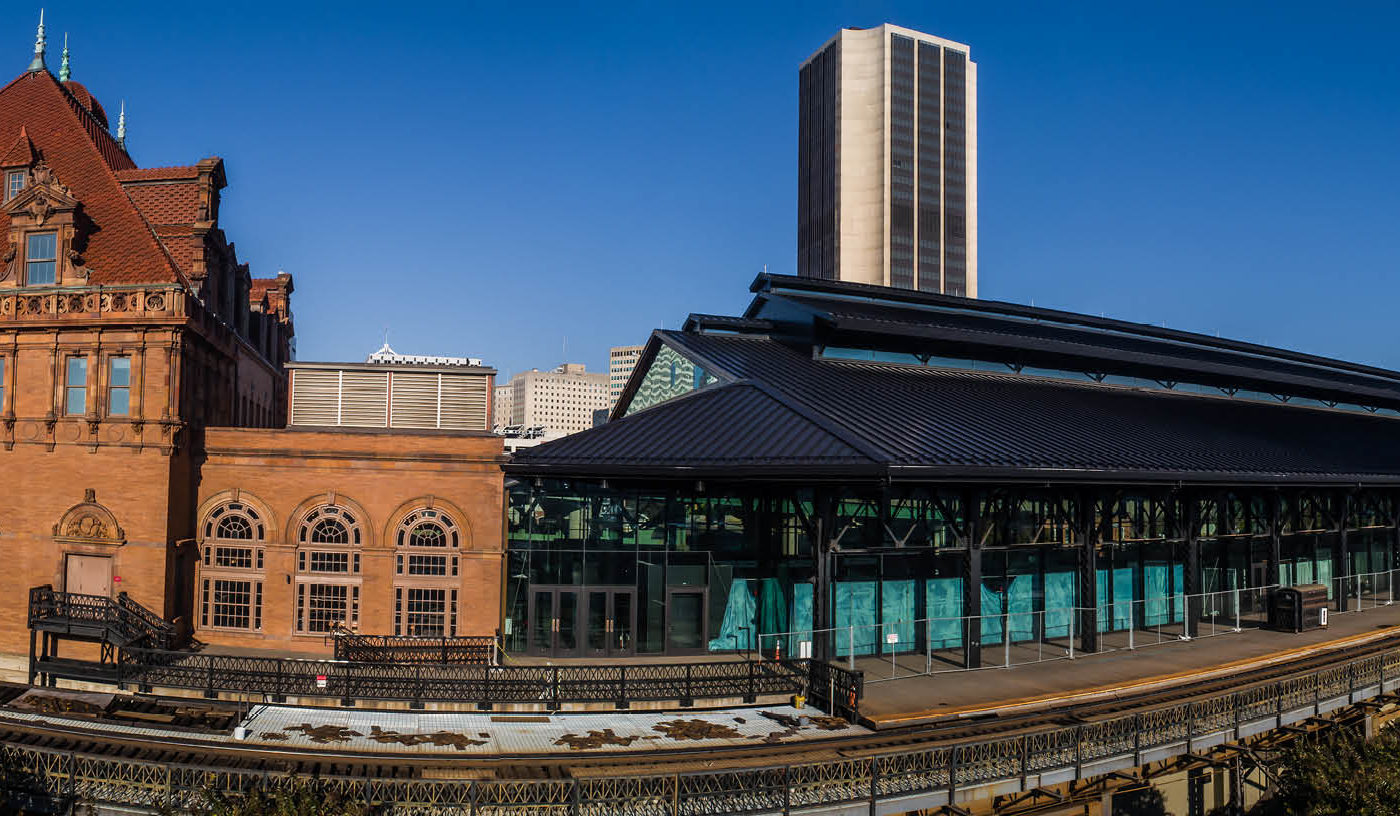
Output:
[[510, 331, 1400, 485], [508, 275, 1400, 485], [514, 380, 878, 477]]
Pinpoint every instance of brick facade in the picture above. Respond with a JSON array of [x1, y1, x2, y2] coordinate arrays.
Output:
[[191, 428, 504, 655]]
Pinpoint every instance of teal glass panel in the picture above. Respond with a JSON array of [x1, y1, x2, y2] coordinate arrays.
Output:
[[755, 577, 788, 653], [925, 578, 962, 650], [980, 584, 1004, 645], [881, 579, 915, 652], [1007, 574, 1036, 642], [788, 583, 813, 655], [1112, 567, 1133, 630], [834, 581, 877, 656], [707, 578, 754, 651], [1043, 570, 1074, 638]]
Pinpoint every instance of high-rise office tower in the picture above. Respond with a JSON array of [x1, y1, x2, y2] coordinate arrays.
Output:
[[799, 24, 977, 296]]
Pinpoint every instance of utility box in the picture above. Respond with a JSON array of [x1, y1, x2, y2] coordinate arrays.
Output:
[[1270, 584, 1330, 632]]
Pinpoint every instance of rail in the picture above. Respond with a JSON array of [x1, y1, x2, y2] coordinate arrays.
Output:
[[331, 632, 497, 665], [28, 586, 174, 650], [4, 642, 1400, 815], [109, 647, 824, 709]]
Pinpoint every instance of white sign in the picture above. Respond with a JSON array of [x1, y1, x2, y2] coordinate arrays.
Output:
[[1320, 607, 1328, 627], [316, 674, 328, 689], [886, 632, 899, 644], [798, 641, 812, 659]]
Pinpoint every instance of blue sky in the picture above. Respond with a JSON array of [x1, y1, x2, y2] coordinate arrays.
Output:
[[9, 2, 1399, 378]]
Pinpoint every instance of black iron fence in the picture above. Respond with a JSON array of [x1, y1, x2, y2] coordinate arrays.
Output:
[[28, 586, 173, 650], [5, 645, 1399, 815], [332, 632, 497, 665], [113, 647, 829, 709]]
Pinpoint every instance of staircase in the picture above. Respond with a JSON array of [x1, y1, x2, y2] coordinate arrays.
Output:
[[28, 585, 175, 684]]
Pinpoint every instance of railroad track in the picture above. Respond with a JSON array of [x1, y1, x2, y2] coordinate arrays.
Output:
[[4, 626, 1400, 782]]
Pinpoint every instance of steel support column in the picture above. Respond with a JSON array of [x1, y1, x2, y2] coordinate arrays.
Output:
[[1078, 490, 1098, 654], [1337, 491, 1351, 613], [812, 489, 832, 662], [1268, 492, 1283, 588], [963, 490, 982, 669], [1184, 493, 1201, 639]]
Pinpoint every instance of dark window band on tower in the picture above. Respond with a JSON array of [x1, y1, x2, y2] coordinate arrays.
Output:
[[890, 34, 917, 290], [798, 42, 839, 282], [916, 41, 942, 293], [943, 48, 968, 297]]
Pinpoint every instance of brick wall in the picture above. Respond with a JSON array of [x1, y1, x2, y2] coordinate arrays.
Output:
[[192, 427, 505, 655]]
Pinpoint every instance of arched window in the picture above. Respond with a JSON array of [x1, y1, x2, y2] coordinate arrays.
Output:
[[295, 504, 363, 633], [393, 507, 460, 636], [197, 501, 265, 633]]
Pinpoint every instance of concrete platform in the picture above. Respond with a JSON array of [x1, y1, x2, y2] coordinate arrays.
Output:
[[858, 603, 1400, 729]]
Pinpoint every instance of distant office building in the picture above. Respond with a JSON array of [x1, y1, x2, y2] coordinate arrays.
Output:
[[493, 383, 514, 431], [609, 345, 645, 409], [798, 24, 977, 296], [494, 363, 609, 437]]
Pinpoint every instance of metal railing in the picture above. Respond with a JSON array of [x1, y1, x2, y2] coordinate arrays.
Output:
[[28, 586, 174, 650], [5, 642, 1400, 815], [106, 647, 830, 710], [331, 632, 498, 665], [750, 577, 1400, 682]]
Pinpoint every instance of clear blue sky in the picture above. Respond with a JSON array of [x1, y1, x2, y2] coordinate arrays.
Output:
[[9, 2, 1399, 378]]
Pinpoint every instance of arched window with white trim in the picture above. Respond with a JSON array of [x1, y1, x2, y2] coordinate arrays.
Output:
[[393, 507, 460, 636], [198, 501, 265, 632], [295, 504, 363, 633]]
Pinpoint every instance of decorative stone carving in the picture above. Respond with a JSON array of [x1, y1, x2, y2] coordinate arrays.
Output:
[[53, 494, 125, 545], [65, 514, 108, 539]]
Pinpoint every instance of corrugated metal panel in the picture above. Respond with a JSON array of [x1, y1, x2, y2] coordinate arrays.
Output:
[[290, 370, 340, 426], [511, 382, 873, 468], [390, 372, 439, 429], [512, 331, 1400, 483], [340, 371, 389, 427], [439, 374, 488, 430]]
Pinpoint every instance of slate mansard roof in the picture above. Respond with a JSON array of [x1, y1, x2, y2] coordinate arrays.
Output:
[[508, 275, 1400, 485]]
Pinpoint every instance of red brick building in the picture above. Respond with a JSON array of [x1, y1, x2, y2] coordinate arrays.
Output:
[[0, 27, 503, 673]]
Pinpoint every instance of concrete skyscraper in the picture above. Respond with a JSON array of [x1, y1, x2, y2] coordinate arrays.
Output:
[[798, 24, 977, 296]]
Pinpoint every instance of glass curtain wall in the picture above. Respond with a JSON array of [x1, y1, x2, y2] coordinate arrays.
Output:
[[505, 480, 813, 656]]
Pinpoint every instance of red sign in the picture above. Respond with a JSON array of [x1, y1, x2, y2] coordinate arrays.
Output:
[[316, 675, 328, 688], [113, 576, 122, 583]]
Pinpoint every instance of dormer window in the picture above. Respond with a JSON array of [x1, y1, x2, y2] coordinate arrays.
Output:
[[25, 232, 57, 285], [4, 171, 24, 202]]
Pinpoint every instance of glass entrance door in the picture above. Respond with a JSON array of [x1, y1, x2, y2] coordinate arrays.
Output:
[[584, 587, 636, 657], [666, 588, 708, 654], [528, 587, 581, 657]]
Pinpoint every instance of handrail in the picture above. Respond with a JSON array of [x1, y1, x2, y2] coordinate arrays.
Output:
[[28, 586, 173, 650], [109, 646, 824, 709], [331, 632, 497, 665], [7, 643, 1400, 815]]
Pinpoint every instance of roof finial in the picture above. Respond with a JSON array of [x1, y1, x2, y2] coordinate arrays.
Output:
[[58, 32, 70, 82], [28, 9, 47, 73], [116, 100, 127, 149]]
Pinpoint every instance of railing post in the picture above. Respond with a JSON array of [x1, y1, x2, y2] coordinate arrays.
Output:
[[204, 654, 216, 699], [746, 658, 756, 703], [551, 666, 560, 711], [617, 665, 628, 710], [1133, 712, 1142, 763], [684, 663, 693, 706], [868, 756, 878, 815], [783, 765, 791, 816], [947, 748, 957, 803]]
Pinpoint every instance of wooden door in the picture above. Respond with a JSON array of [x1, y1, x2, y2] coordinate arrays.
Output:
[[65, 554, 112, 597]]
